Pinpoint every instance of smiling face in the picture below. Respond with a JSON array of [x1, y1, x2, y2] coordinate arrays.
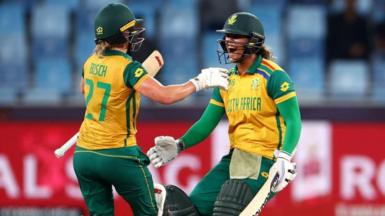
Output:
[[224, 34, 249, 63]]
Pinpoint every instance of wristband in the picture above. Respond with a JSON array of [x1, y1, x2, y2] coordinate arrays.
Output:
[[189, 78, 201, 92]]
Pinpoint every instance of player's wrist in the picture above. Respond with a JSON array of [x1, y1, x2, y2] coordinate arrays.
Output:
[[176, 139, 185, 153], [189, 78, 202, 92], [275, 150, 291, 161]]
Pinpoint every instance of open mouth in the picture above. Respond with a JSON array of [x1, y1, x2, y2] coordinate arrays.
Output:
[[228, 48, 237, 53]]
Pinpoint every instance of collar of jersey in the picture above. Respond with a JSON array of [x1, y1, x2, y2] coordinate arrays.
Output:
[[103, 49, 132, 60], [232, 55, 263, 75]]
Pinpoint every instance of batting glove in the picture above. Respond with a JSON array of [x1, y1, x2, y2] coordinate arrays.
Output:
[[269, 150, 297, 193], [190, 67, 229, 92], [147, 136, 184, 168]]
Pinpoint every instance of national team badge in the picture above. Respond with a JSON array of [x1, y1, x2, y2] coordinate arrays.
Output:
[[96, 26, 103, 35], [251, 79, 259, 90], [227, 14, 237, 25]]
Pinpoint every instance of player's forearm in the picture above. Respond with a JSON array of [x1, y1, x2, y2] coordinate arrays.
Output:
[[159, 81, 197, 104], [138, 77, 196, 105], [180, 103, 225, 149], [277, 97, 302, 155]]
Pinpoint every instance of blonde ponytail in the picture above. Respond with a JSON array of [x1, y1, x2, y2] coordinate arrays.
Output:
[[94, 41, 110, 58]]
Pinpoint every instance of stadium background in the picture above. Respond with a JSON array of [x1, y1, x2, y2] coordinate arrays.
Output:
[[0, 0, 385, 215]]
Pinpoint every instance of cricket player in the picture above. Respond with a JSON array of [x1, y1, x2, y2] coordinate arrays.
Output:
[[147, 12, 302, 215], [73, 3, 228, 215]]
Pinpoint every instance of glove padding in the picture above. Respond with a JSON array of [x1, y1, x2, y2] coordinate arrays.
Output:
[[269, 150, 297, 193], [147, 136, 178, 168], [190, 67, 229, 92]]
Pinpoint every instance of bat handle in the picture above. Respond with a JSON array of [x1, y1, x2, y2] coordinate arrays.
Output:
[[54, 132, 79, 158]]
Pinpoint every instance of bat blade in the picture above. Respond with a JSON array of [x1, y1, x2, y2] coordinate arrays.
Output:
[[240, 172, 279, 216], [142, 50, 164, 77]]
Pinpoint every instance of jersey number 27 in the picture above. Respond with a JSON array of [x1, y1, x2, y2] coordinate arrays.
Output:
[[85, 79, 111, 121]]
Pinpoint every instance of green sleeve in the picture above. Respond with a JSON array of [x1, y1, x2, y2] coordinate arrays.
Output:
[[211, 87, 224, 103], [277, 96, 302, 155], [180, 89, 225, 149], [267, 70, 295, 100], [123, 61, 148, 88]]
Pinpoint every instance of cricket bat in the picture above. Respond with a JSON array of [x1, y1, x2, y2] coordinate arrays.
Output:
[[240, 172, 280, 216], [54, 132, 79, 158], [142, 50, 164, 77], [54, 50, 164, 158]]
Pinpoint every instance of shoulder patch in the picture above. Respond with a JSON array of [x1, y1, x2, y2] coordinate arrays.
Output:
[[280, 81, 290, 92], [134, 67, 144, 77], [124, 61, 148, 88]]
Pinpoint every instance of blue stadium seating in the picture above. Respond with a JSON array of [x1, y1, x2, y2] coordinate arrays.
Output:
[[75, 32, 95, 66], [0, 3, 25, 34], [31, 5, 69, 38], [128, 0, 164, 8], [65, 67, 84, 106], [0, 0, 384, 106], [286, 5, 326, 75], [289, 58, 324, 100], [65, 91, 85, 106], [159, 37, 198, 85], [34, 58, 72, 93], [288, 38, 324, 58], [202, 32, 223, 68], [288, 0, 325, 4], [31, 4, 70, 60], [44, 0, 79, 10], [83, 0, 124, 9], [331, 0, 373, 15], [0, 4, 28, 64], [251, 0, 287, 10], [328, 60, 369, 98], [168, 0, 197, 7], [129, 1, 159, 39], [161, 59, 198, 85], [75, 7, 99, 33], [372, 60, 385, 101], [0, 63, 28, 90], [0, 34, 28, 63], [0, 88, 18, 105], [266, 33, 285, 65], [32, 37, 69, 60], [2, 0, 38, 10], [246, 4, 286, 64], [159, 5, 198, 39], [287, 5, 326, 39], [249, 4, 283, 35], [372, 1, 385, 23], [22, 88, 62, 105]]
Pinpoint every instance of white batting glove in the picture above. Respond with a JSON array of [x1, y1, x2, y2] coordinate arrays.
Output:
[[190, 67, 229, 92], [269, 150, 297, 193], [147, 136, 180, 168]]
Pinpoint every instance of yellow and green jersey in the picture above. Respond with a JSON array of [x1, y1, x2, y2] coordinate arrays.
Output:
[[210, 56, 296, 159], [77, 49, 149, 150]]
